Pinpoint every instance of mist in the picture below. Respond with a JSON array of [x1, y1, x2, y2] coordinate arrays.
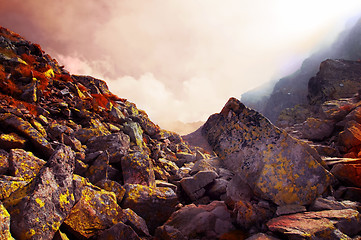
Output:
[[2, 0, 361, 133]]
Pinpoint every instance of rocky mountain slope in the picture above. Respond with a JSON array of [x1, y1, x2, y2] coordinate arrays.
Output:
[[1, 26, 361, 240], [242, 18, 361, 123]]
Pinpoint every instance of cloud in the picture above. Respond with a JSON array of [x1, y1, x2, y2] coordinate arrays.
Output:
[[2, 0, 361, 132]]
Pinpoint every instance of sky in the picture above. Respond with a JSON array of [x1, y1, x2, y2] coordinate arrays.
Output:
[[1, 1, 361, 132]]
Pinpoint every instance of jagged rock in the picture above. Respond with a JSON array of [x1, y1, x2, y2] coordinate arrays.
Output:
[[157, 201, 234, 240], [121, 151, 155, 187], [338, 120, 361, 151], [4, 145, 75, 240], [74, 158, 88, 175], [309, 197, 360, 211], [156, 180, 178, 192], [63, 175, 126, 239], [0, 113, 54, 158], [0, 132, 26, 150], [122, 208, 150, 237], [84, 151, 120, 184], [95, 179, 126, 204], [96, 222, 141, 240], [124, 121, 145, 147], [53, 231, 70, 240], [233, 200, 274, 230], [175, 152, 197, 167], [331, 163, 361, 187], [155, 225, 187, 240], [207, 178, 228, 200], [190, 157, 220, 175], [276, 204, 306, 216], [298, 118, 335, 140], [0, 176, 28, 200], [311, 144, 339, 157], [308, 59, 361, 105], [180, 170, 218, 201], [0, 149, 9, 175], [0, 201, 14, 239], [8, 148, 46, 180], [74, 119, 111, 144], [267, 209, 361, 239], [202, 98, 333, 205], [121, 184, 179, 233], [86, 132, 130, 163], [63, 134, 82, 152], [157, 158, 180, 176]]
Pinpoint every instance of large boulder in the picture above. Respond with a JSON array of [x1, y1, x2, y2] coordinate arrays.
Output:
[[8, 149, 46, 180], [202, 98, 333, 205], [3, 146, 75, 240], [121, 184, 179, 233]]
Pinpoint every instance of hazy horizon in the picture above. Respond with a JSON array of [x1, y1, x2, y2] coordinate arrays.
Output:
[[2, 0, 361, 133]]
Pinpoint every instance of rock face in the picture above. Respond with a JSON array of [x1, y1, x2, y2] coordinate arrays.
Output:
[[202, 97, 333, 205]]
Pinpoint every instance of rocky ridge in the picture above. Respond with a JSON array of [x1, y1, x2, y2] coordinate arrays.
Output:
[[1, 26, 361, 240]]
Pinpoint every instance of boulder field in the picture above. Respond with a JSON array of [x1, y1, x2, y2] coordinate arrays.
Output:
[[1, 26, 361, 239]]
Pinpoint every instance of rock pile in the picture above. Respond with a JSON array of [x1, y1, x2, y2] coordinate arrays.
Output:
[[1, 26, 361, 239]]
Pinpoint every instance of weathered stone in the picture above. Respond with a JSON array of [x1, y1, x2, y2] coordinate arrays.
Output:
[[74, 119, 111, 144], [190, 157, 219, 175], [0, 113, 54, 158], [311, 144, 339, 157], [8, 149, 46, 180], [276, 204, 306, 216], [124, 121, 145, 147], [175, 152, 197, 167], [53, 230, 70, 240], [122, 208, 150, 237], [331, 163, 361, 187], [86, 132, 130, 163], [0, 132, 26, 150], [156, 180, 177, 192], [233, 200, 274, 230], [299, 118, 335, 140], [95, 179, 126, 204], [96, 222, 141, 240], [338, 120, 361, 150], [63, 176, 126, 239], [180, 170, 218, 201], [267, 209, 361, 239], [121, 184, 179, 233], [4, 146, 75, 240], [0, 149, 9, 175], [0, 201, 14, 240], [309, 197, 360, 211], [207, 178, 228, 199], [121, 151, 155, 187], [159, 201, 234, 239], [158, 158, 179, 176], [74, 158, 88, 175], [63, 134, 82, 152], [202, 98, 333, 205], [155, 225, 187, 240], [0, 176, 28, 200]]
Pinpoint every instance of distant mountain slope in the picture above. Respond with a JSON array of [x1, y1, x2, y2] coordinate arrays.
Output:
[[242, 17, 361, 123]]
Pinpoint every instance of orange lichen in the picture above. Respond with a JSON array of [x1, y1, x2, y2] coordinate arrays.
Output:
[[91, 93, 110, 110], [0, 27, 22, 42], [0, 93, 38, 116], [21, 54, 37, 66], [55, 73, 73, 83]]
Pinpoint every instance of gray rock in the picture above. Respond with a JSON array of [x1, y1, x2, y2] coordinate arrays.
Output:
[[180, 171, 218, 201]]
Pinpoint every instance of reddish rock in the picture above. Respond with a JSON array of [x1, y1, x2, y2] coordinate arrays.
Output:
[[245, 233, 280, 240], [122, 208, 150, 237], [4, 146, 75, 240], [157, 201, 234, 239], [96, 222, 141, 240], [121, 184, 179, 233], [8, 148, 46, 180], [338, 120, 361, 150], [267, 209, 361, 239], [121, 151, 156, 187], [331, 163, 361, 187]]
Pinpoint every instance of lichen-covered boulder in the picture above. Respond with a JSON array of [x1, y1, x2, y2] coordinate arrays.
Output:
[[180, 170, 218, 201], [8, 149, 46, 180], [121, 151, 156, 187], [298, 117, 335, 140], [0, 176, 28, 200], [202, 98, 333, 205], [0, 113, 54, 158], [3, 145, 75, 240], [63, 175, 126, 239], [95, 179, 126, 204], [96, 222, 141, 240], [121, 184, 179, 233], [331, 163, 361, 188], [0, 149, 9, 175], [0, 202, 14, 240], [86, 132, 130, 163], [0, 132, 26, 150]]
